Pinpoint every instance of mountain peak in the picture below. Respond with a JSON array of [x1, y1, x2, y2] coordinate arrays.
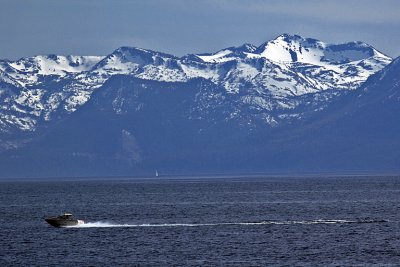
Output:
[[253, 34, 390, 65], [191, 34, 390, 66], [193, 43, 257, 63], [276, 33, 313, 41], [112, 46, 176, 59]]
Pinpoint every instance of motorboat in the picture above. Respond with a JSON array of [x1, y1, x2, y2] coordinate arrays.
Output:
[[45, 213, 84, 227]]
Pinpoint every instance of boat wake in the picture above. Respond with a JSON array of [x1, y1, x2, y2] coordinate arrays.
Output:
[[66, 219, 387, 228]]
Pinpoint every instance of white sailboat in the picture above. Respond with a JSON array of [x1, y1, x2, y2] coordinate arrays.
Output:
[[155, 170, 159, 177]]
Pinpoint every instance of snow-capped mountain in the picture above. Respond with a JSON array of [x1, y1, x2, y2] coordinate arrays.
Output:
[[0, 34, 392, 134], [0, 34, 399, 178], [0, 55, 399, 178]]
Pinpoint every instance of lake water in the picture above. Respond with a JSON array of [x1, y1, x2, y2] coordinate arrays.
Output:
[[1, 176, 400, 266]]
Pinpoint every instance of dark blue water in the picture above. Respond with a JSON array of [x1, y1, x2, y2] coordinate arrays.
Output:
[[1, 176, 400, 266]]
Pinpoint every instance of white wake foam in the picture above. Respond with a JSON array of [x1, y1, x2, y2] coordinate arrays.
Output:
[[65, 219, 386, 228]]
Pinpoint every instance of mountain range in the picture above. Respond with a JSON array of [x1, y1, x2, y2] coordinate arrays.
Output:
[[0, 34, 398, 178]]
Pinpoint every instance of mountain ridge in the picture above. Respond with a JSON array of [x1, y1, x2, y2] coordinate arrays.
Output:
[[0, 34, 391, 134], [0, 57, 399, 177], [0, 34, 399, 177]]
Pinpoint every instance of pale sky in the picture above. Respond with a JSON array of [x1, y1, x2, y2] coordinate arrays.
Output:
[[0, 0, 399, 60]]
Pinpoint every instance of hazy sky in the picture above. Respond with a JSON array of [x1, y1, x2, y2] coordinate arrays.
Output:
[[1, 0, 399, 60]]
